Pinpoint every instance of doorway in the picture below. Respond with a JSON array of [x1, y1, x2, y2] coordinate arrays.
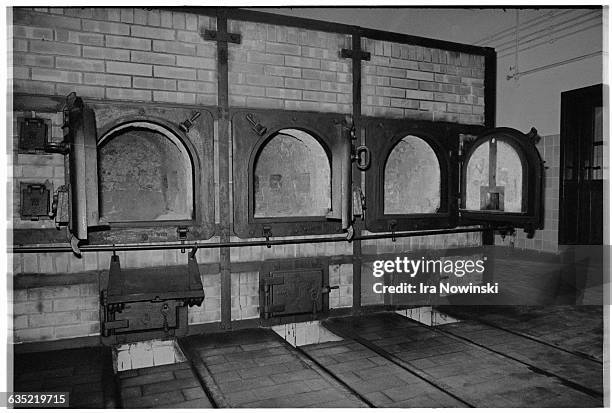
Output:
[[559, 84, 604, 245]]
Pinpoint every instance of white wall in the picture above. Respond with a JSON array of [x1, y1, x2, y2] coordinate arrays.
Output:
[[492, 9, 603, 135]]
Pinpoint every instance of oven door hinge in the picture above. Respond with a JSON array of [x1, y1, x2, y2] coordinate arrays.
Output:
[[352, 186, 365, 217], [262, 276, 285, 319]]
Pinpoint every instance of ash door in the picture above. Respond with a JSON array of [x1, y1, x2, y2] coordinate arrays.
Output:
[[259, 258, 330, 321]]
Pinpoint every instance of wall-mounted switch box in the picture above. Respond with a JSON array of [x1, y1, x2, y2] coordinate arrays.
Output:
[[18, 117, 51, 153], [20, 181, 52, 220]]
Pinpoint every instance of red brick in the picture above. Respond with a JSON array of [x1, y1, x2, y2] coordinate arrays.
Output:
[[177, 80, 216, 94], [82, 19, 129, 35], [154, 65, 196, 80], [176, 55, 216, 69], [29, 311, 78, 327], [12, 25, 54, 40], [54, 322, 99, 339], [185, 14, 198, 31], [131, 25, 176, 40], [131, 51, 175, 66], [133, 77, 176, 90], [303, 91, 337, 103], [160, 11, 173, 28], [13, 9, 81, 31], [65, 31, 105, 46], [93, 8, 121, 22], [32, 68, 81, 83], [244, 74, 283, 87], [376, 66, 406, 78], [265, 88, 301, 100], [13, 300, 53, 315], [459, 114, 483, 125], [301, 46, 331, 59], [83, 73, 131, 88], [14, 327, 54, 342], [247, 51, 283, 66], [196, 70, 216, 83], [172, 13, 186, 30], [134, 9, 148, 25], [12, 39, 28, 52], [153, 40, 195, 56], [302, 69, 335, 81], [147, 10, 161, 26], [230, 62, 264, 74], [390, 77, 418, 89], [106, 35, 151, 51], [106, 61, 152, 76], [176, 30, 200, 43], [56, 57, 104, 72], [120, 9, 134, 23], [30, 40, 80, 56], [13, 53, 54, 68], [106, 87, 151, 101], [284, 78, 320, 91], [390, 98, 419, 109], [321, 60, 349, 73], [434, 73, 461, 84], [433, 92, 460, 103], [404, 69, 434, 81], [196, 94, 217, 105], [83, 46, 130, 61], [230, 84, 265, 97], [419, 101, 447, 111], [263, 65, 301, 78], [265, 42, 301, 56], [284, 55, 320, 69], [447, 103, 473, 114], [197, 45, 216, 58]]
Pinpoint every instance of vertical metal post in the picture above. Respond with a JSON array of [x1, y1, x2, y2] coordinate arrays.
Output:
[[216, 9, 232, 329], [351, 30, 363, 314]]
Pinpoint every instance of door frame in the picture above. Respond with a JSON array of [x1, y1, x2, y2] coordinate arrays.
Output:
[[559, 83, 603, 245]]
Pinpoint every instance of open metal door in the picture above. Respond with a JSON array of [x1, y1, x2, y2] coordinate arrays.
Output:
[[459, 127, 544, 236], [65, 93, 101, 249]]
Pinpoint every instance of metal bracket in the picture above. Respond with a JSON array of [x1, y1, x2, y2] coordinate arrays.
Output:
[[389, 220, 397, 242], [263, 225, 272, 248], [526, 127, 541, 143], [179, 112, 201, 133], [340, 48, 371, 61], [352, 187, 365, 217], [246, 113, 267, 136], [200, 28, 242, 44], [178, 226, 189, 253]]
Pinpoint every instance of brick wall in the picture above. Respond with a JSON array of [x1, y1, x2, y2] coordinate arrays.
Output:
[[11, 7, 217, 105], [362, 38, 485, 123], [496, 134, 560, 253], [11, 283, 99, 342], [227, 19, 352, 113], [10, 7, 491, 344]]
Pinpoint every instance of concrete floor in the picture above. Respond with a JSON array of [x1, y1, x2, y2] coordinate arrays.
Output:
[[13, 305, 604, 408]]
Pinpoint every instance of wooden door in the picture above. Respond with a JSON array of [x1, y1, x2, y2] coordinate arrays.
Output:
[[559, 84, 604, 245]]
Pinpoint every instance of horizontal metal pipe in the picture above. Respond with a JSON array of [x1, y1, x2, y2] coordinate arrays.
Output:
[[8, 226, 511, 254]]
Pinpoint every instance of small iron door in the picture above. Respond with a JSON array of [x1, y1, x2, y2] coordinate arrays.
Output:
[[261, 269, 324, 319]]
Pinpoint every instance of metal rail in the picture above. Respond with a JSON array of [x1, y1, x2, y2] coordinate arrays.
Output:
[[9, 226, 510, 254]]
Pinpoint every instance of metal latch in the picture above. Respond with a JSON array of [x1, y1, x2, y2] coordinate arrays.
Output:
[[178, 226, 189, 253], [263, 225, 272, 248], [352, 187, 365, 217], [103, 319, 129, 330], [179, 112, 201, 133], [246, 113, 267, 136]]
